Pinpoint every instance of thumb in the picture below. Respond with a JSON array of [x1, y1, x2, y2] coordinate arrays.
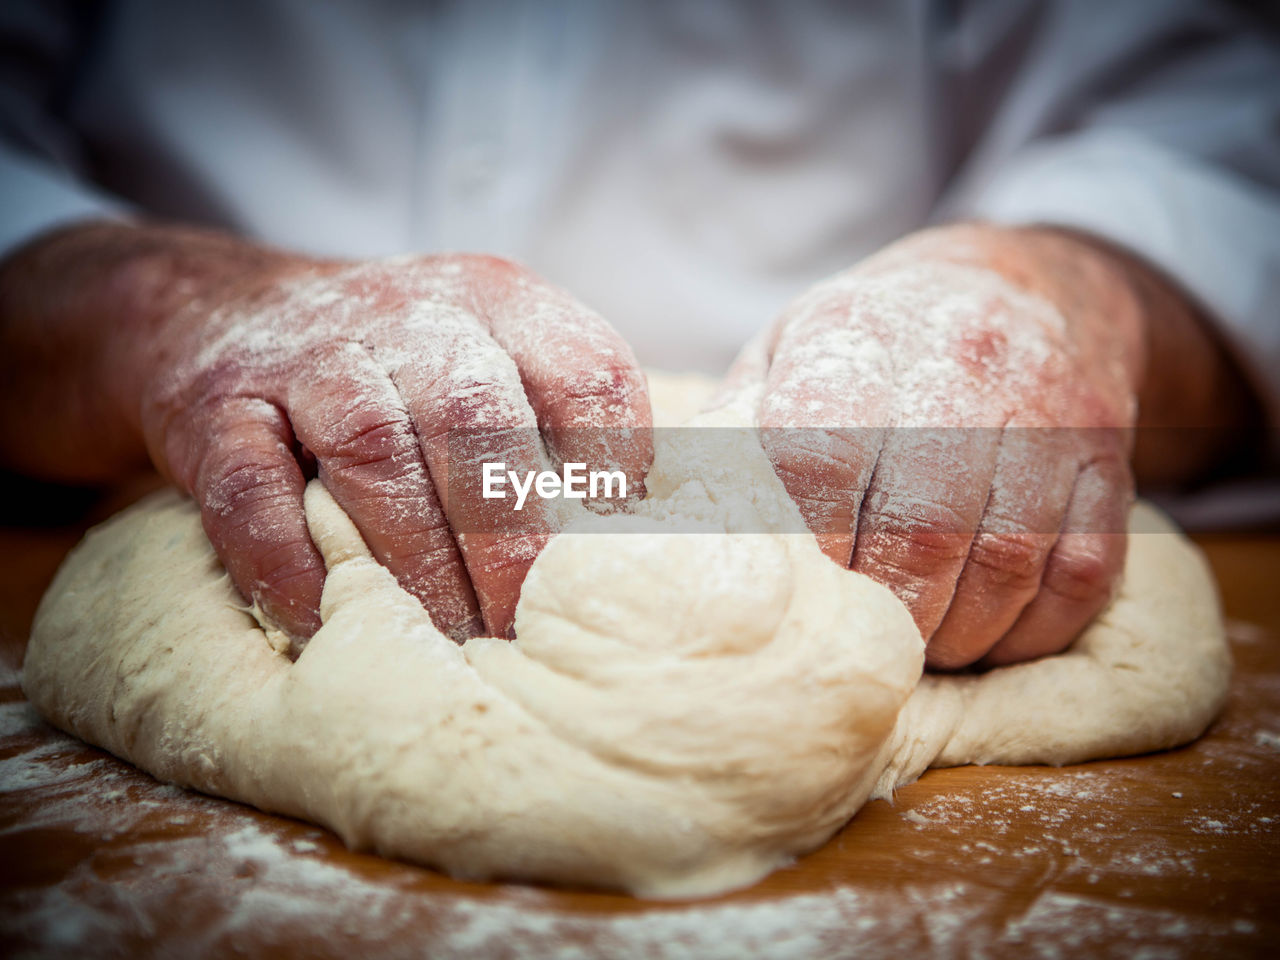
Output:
[[190, 397, 325, 651]]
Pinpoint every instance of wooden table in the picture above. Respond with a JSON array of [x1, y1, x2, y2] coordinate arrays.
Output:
[[2, 490, 1278, 959]]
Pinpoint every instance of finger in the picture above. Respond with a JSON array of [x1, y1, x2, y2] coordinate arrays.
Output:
[[191, 396, 324, 650], [288, 341, 483, 642], [716, 328, 773, 407], [850, 424, 1001, 644], [925, 427, 1077, 669], [756, 287, 894, 564], [476, 257, 654, 505], [981, 454, 1131, 667], [382, 302, 558, 639]]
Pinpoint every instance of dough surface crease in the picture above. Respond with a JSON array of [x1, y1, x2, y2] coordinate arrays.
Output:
[[23, 376, 1230, 897]]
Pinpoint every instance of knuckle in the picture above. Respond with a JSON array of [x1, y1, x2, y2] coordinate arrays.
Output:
[[152, 379, 253, 476], [861, 501, 973, 576], [201, 452, 296, 521], [431, 380, 529, 436], [549, 368, 650, 432], [172, 359, 259, 416], [765, 429, 869, 495], [1080, 430, 1131, 468], [1041, 537, 1123, 603], [966, 530, 1051, 588], [559, 364, 642, 407], [323, 404, 417, 472]]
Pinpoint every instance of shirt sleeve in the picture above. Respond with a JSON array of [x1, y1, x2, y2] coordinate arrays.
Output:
[[959, 129, 1280, 430], [0, 144, 131, 259], [939, 1, 1280, 431]]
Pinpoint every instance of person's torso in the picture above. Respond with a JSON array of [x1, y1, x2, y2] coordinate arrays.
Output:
[[71, 0, 999, 371]]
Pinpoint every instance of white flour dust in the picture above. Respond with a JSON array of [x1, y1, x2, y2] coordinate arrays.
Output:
[[4, 646, 1276, 959]]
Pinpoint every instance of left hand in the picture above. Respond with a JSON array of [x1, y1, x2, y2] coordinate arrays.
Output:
[[726, 223, 1151, 669]]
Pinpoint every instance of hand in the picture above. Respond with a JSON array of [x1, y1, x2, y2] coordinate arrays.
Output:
[[727, 222, 1241, 669], [0, 224, 652, 649]]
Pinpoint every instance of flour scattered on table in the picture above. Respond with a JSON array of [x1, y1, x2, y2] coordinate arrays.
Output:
[[5, 637, 1277, 958], [1252, 730, 1280, 751]]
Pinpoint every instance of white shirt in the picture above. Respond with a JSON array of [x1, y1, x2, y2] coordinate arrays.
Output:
[[2, 0, 1279, 411]]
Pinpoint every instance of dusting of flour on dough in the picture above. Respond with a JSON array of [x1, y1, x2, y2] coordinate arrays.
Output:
[[19, 375, 1231, 904], [4, 647, 1277, 957]]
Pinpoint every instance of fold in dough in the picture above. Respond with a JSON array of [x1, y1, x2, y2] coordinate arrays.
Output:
[[23, 376, 1230, 898]]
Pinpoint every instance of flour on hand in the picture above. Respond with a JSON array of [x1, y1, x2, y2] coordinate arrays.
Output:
[[22, 374, 1230, 898]]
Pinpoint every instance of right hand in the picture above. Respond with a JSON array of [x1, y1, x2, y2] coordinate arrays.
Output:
[[0, 225, 653, 649], [152, 253, 655, 648]]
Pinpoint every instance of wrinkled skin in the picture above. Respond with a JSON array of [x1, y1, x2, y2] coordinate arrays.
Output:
[[0, 225, 652, 648], [728, 223, 1255, 669], [152, 256, 655, 647], [0, 221, 1255, 667]]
